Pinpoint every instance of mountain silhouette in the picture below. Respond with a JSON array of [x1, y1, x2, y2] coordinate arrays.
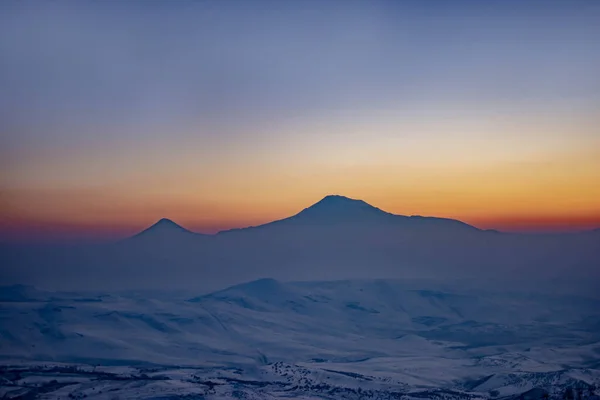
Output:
[[1, 195, 599, 293], [134, 218, 195, 237], [218, 195, 478, 234], [128, 218, 207, 249]]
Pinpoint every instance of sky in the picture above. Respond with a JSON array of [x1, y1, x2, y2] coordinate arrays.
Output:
[[1, 0, 599, 241]]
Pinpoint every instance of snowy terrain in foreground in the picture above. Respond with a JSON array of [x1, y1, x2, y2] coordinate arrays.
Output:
[[1, 279, 599, 399]]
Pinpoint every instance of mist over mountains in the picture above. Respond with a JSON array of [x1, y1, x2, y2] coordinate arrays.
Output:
[[1, 195, 599, 293], [1, 196, 600, 399]]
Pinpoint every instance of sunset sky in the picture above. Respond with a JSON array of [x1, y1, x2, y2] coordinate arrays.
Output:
[[1, 1, 600, 241]]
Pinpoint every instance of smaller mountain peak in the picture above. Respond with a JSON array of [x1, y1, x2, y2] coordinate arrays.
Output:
[[133, 218, 195, 238], [147, 218, 187, 231]]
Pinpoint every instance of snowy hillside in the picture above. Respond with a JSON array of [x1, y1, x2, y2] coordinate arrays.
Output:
[[1, 279, 599, 398]]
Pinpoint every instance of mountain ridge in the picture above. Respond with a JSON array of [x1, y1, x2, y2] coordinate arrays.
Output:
[[214, 194, 478, 235], [130, 196, 599, 237], [3, 195, 599, 293]]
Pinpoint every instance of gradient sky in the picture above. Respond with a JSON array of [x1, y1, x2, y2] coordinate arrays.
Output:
[[1, 0, 600, 241]]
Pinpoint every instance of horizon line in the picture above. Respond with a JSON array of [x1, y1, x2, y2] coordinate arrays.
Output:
[[1, 194, 599, 243]]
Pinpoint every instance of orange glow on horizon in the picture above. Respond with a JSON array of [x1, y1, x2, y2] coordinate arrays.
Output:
[[2, 199, 599, 242], [2, 112, 599, 241]]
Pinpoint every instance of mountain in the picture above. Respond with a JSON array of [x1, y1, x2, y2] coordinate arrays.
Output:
[[1, 195, 599, 293], [128, 217, 207, 245], [131, 218, 207, 243], [219, 195, 479, 234], [135, 218, 196, 237]]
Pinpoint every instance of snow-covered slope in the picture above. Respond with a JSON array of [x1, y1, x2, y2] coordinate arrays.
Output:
[[2, 279, 600, 398], [2, 279, 599, 366]]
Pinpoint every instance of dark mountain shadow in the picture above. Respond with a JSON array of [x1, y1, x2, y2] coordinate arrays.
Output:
[[133, 218, 198, 238], [219, 195, 478, 234], [1, 195, 599, 293]]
